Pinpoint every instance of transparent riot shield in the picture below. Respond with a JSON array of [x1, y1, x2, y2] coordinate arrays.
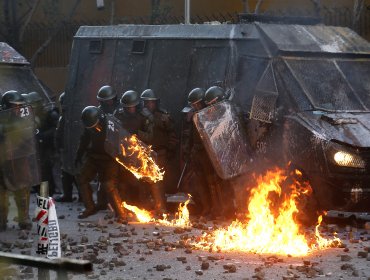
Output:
[[0, 105, 41, 191], [104, 115, 131, 158], [104, 115, 162, 183], [193, 101, 251, 179]]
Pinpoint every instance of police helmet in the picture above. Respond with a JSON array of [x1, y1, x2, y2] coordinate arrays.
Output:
[[120, 90, 140, 107], [141, 89, 158, 101], [97, 85, 116, 101], [59, 92, 65, 105], [1, 90, 26, 109], [204, 86, 224, 105], [81, 106, 104, 128], [28, 91, 43, 103], [188, 88, 205, 105], [21, 93, 31, 103]]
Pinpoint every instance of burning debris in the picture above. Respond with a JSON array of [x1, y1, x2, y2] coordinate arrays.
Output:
[[122, 202, 153, 223], [121, 168, 342, 257], [193, 168, 341, 256], [122, 196, 192, 228], [116, 134, 164, 183]]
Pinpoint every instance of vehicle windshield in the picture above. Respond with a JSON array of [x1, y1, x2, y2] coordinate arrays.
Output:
[[0, 65, 44, 94], [285, 58, 370, 112]]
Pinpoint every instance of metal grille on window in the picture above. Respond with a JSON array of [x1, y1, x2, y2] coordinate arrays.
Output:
[[250, 62, 278, 123]]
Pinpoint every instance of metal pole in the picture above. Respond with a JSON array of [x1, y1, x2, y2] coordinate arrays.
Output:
[[38, 181, 50, 280], [184, 0, 190, 24], [40, 181, 49, 198]]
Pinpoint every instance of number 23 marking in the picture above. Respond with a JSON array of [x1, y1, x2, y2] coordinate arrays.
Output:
[[20, 107, 30, 117]]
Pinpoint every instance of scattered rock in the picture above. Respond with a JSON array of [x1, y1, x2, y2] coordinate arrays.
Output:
[[155, 264, 166, 271], [340, 255, 352, 262], [177, 257, 186, 262], [358, 251, 368, 258], [81, 236, 88, 243], [195, 270, 203, 275], [223, 263, 237, 273], [201, 261, 209, 270]]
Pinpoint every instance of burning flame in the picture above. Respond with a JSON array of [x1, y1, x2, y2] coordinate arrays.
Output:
[[122, 201, 153, 223], [194, 168, 341, 256], [122, 196, 192, 228], [116, 134, 164, 183], [159, 195, 192, 228], [314, 214, 341, 249]]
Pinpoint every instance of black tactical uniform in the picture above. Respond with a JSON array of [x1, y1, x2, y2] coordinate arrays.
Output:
[[27, 92, 59, 196], [182, 87, 224, 218], [0, 91, 33, 231], [204, 86, 235, 218], [75, 106, 126, 221], [140, 89, 177, 214], [55, 92, 79, 202], [93, 85, 119, 209], [114, 90, 154, 208]]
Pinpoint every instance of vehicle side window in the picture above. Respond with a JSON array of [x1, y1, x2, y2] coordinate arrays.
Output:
[[250, 62, 278, 124]]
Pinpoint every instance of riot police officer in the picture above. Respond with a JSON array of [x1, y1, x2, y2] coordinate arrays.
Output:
[[114, 90, 154, 209], [55, 92, 80, 202], [182, 87, 222, 218], [27, 91, 59, 196], [97, 85, 118, 114], [204, 86, 225, 106], [95, 85, 119, 209], [140, 89, 177, 214], [204, 86, 235, 218], [0, 90, 32, 231], [114, 90, 153, 142], [75, 106, 126, 221]]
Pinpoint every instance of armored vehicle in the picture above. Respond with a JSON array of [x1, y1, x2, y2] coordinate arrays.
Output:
[[0, 42, 52, 103], [63, 21, 370, 213], [0, 43, 54, 190]]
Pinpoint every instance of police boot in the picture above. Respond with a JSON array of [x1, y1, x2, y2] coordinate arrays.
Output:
[[55, 171, 73, 202], [14, 188, 32, 230], [0, 189, 8, 232], [78, 183, 97, 219], [150, 183, 167, 216], [107, 188, 127, 223], [197, 184, 211, 217], [96, 183, 108, 211], [208, 183, 221, 219]]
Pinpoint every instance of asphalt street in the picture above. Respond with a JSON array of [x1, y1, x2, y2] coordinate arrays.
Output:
[[0, 193, 370, 280]]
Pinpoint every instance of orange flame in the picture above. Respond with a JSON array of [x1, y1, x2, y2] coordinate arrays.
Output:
[[313, 214, 341, 249], [116, 134, 164, 183], [194, 168, 341, 256], [122, 196, 192, 228], [158, 195, 192, 228], [122, 202, 153, 223]]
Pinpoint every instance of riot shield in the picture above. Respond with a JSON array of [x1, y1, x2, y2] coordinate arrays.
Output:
[[104, 115, 131, 158], [104, 115, 162, 183], [193, 101, 251, 179], [0, 105, 41, 191]]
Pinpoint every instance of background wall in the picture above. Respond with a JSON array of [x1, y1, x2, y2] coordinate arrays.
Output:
[[1, 0, 369, 98]]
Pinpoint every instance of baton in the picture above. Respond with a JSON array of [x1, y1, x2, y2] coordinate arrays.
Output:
[[176, 161, 188, 190]]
